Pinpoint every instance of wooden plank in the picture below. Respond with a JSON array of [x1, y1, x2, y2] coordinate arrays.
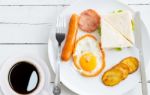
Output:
[[0, 6, 65, 23], [0, 24, 53, 43], [0, 5, 148, 24], [0, 0, 73, 5], [0, 0, 149, 5], [120, 0, 150, 5]]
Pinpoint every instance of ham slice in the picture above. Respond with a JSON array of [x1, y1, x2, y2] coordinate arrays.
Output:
[[79, 9, 100, 32]]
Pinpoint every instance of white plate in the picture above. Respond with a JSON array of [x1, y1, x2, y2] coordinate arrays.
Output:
[[48, 0, 150, 95]]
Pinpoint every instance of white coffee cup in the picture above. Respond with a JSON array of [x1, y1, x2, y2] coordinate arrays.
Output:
[[0, 56, 51, 95]]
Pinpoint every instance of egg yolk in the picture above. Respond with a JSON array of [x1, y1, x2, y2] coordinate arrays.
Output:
[[80, 52, 97, 72]]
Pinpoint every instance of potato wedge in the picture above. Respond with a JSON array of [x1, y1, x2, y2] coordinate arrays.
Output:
[[102, 69, 122, 86], [121, 57, 139, 74], [113, 63, 129, 80], [102, 56, 139, 86]]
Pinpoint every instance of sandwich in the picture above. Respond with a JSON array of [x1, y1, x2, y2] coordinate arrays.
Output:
[[101, 18, 132, 48], [101, 10, 134, 48]]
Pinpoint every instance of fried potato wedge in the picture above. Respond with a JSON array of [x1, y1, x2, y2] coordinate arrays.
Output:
[[102, 69, 122, 86], [113, 63, 129, 80], [102, 56, 139, 86], [121, 57, 139, 74]]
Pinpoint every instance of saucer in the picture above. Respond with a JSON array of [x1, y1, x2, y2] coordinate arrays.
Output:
[[0, 56, 51, 95]]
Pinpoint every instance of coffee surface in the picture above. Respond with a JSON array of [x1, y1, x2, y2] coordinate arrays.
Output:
[[8, 61, 39, 94]]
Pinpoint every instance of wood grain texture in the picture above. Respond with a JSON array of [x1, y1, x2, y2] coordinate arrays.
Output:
[[0, 5, 148, 24], [0, 24, 54, 43], [0, 6, 65, 23], [0, 0, 149, 5], [126, 0, 150, 5], [0, 0, 72, 5]]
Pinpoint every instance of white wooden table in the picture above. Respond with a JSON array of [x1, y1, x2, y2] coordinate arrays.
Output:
[[0, 0, 150, 95]]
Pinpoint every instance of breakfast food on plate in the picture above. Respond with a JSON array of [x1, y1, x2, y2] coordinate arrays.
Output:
[[101, 10, 135, 48], [101, 19, 132, 48], [113, 63, 129, 80], [79, 9, 101, 32], [102, 69, 122, 86], [61, 14, 79, 61], [61, 8, 139, 88], [73, 34, 105, 77], [102, 56, 139, 86], [120, 56, 139, 74], [103, 10, 134, 44]]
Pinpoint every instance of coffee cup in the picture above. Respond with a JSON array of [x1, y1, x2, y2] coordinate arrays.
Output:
[[0, 56, 51, 95]]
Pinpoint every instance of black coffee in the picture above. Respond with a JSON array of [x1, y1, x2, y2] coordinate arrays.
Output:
[[8, 61, 40, 94]]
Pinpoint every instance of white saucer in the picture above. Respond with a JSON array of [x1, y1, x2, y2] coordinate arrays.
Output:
[[0, 56, 51, 95]]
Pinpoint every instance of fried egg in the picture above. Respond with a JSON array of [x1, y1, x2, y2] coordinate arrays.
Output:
[[73, 34, 105, 77]]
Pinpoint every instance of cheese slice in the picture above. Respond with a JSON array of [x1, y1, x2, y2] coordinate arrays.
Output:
[[101, 18, 132, 48], [103, 11, 134, 44]]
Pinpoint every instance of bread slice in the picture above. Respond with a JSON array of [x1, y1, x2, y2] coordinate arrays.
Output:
[[103, 11, 134, 44], [101, 18, 132, 48]]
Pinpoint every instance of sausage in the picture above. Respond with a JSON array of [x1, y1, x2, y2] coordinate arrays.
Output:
[[79, 9, 100, 32], [61, 14, 79, 61]]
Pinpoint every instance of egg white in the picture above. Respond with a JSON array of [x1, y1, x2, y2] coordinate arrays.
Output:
[[73, 36, 103, 74]]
